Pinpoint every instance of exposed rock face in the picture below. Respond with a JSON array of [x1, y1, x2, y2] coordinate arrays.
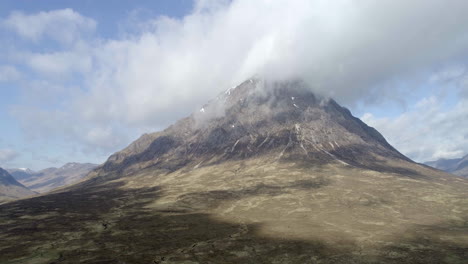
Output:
[[0, 167, 35, 203], [425, 154, 468, 178], [97, 79, 410, 177], [8, 163, 98, 193]]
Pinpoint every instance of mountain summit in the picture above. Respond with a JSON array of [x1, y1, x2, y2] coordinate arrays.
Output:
[[1, 79, 467, 264]]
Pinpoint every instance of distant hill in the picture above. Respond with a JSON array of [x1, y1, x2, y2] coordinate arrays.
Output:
[[0, 167, 35, 203], [424, 154, 468, 178], [8, 163, 98, 193]]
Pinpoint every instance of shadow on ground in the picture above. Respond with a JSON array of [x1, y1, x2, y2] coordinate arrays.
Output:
[[0, 177, 466, 264]]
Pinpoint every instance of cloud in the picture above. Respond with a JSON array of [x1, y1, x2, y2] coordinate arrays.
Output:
[[4, 1, 468, 159], [362, 96, 468, 162], [430, 65, 468, 99], [16, 80, 68, 105], [31, 153, 64, 167], [78, 0, 468, 126], [0, 149, 19, 163], [9, 106, 130, 154], [0, 65, 21, 82], [24, 50, 92, 77], [2, 8, 96, 44]]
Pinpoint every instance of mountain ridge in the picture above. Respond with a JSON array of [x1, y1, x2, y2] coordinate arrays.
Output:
[[8, 162, 98, 193], [424, 154, 468, 177]]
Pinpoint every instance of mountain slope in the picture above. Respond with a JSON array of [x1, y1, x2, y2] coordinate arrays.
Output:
[[425, 154, 468, 178], [8, 163, 98, 193], [453, 154, 468, 177], [0, 167, 35, 203], [1, 79, 467, 264]]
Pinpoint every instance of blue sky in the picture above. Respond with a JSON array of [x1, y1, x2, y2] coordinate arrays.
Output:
[[1, 0, 468, 170], [0, 1, 192, 31], [0, 0, 193, 169]]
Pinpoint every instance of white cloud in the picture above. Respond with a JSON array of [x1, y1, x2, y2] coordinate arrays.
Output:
[[0, 149, 19, 163], [2, 8, 96, 44], [0, 65, 21, 82], [4, 1, 468, 159], [9, 106, 130, 155], [429, 65, 467, 84], [430, 65, 468, 99], [84, 127, 127, 150], [362, 97, 468, 162], [77, 0, 468, 127], [17, 80, 69, 105], [25, 51, 92, 77]]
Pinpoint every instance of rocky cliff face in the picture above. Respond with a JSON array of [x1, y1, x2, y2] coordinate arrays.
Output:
[[96, 79, 411, 178]]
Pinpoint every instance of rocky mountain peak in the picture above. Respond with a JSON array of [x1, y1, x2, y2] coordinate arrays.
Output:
[[61, 163, 79, 170], [96, 78, 411, 177]]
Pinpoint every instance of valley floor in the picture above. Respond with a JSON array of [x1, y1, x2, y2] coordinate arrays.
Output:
[[0, 159, 467, 264]]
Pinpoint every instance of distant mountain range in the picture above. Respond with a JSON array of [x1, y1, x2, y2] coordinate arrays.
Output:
[[7, 162, 98, 193], [0, 167, 35, 203], [424, 154, 468, 178]]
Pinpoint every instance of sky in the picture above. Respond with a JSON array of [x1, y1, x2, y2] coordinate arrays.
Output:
[[0, 0, 468, 170]]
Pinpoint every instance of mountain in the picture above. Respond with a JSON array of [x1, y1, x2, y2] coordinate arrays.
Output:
[[453, 154, 468, 177], [6, 168, 35, 181], [8, 163, 98, 193], [0, 167, 35, 203], [1, 79, 467, 264], [98, 79, 410, 177], [425, 154, 468, 177], [424, 158, 461, 172]]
